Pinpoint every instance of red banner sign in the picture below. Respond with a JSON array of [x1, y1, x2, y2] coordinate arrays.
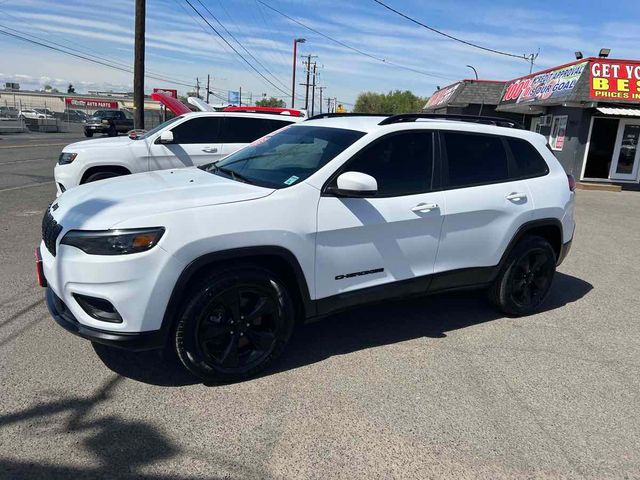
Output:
[[426, 83, 461, 108], [153, 88, 178, 99], [65, 97, 119, 109], [590, 60, 640, 101]]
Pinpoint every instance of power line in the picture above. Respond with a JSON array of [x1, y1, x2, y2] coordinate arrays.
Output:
[[193, 0, 291, 93], [255, 0, 455, 81], [183, 0, 291, 97], [0, 27, 197, 88], [371, 0, 531, 61], [0, 9, 195, 86], [0, 23, 193, 88]]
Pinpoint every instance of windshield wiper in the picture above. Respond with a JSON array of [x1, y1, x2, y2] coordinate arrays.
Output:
[[211, 164, 252, 184]]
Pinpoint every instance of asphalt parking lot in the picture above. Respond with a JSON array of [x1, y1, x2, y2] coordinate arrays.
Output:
[[0, 132, 639, 480]]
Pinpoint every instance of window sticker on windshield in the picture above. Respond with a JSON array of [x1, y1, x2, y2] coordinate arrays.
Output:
[[284, 175, 299, 185]]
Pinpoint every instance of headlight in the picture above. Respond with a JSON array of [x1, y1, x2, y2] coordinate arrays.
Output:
[[60, 228, 165, 255], [58, 152, 78, 165]]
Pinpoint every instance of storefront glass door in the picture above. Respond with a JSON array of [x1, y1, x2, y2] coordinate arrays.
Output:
[[610, 120, 640, 181]]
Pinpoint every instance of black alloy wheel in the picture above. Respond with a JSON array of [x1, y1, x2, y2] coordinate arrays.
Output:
[[506, 248, 555, 310], [175, 267, 295, 383], [197, 285, 280, 369], [490, 236, 556, 316]]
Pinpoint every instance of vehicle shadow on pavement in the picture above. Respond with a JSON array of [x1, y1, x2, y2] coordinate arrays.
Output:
[[91, 272, 592, 387], [272, 271, 593, 377]]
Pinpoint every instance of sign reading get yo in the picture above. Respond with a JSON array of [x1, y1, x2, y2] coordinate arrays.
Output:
[[590, 60, 640, 101]]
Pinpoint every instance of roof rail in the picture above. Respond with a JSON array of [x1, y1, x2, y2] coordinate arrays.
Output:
[[306, 112, 391, 121], [378, 113, 523, 129]]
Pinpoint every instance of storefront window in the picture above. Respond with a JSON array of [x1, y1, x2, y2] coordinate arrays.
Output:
[[549, 116, 568, 151]]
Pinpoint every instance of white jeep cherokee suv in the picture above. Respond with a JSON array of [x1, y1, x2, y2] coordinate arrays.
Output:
[[54, 111, 300, 195], [38, 113, 575, 383]]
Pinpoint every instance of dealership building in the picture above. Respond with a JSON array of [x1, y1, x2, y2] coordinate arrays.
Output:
[[425, 57, 640, 188]]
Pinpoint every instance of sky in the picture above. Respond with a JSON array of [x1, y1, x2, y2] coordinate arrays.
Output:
[[1, 0, 640, 108]]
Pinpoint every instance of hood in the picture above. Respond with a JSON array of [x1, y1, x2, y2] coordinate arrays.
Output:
[[51, 168, 274, 230], [63, 136, 133, 152]]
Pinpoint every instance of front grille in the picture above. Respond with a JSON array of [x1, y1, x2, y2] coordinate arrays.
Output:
[[42, 207, 63, 256]]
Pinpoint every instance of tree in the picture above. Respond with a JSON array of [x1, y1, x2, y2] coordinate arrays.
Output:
[[353, 90, 429, 114], [256, 96, 286, 108], [67, 84, 75, 94]]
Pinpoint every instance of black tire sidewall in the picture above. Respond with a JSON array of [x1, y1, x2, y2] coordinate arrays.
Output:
[[84, 171, 120, 184], [174, 267, 295, 383], [492, 236, 556, 316]]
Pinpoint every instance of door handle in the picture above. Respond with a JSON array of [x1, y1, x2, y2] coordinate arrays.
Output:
[[202, 147, 218, 153], [411, 202, 439, 213], [506, 192, 527, 201]]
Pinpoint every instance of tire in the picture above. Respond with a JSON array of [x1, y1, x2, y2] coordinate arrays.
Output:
[[108, 124, 117, 137], [174, 266, 295, 383], [489, 235, 556, 316], [83, 170, 123, 184], [84, 131, 94, 137]]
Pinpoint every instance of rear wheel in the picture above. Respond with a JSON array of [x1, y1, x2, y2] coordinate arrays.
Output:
[[489, 236, 556, 316], [174, 267, 295, 383]]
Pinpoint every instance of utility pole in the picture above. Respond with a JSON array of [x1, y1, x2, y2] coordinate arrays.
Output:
[[133, 0, 145, 130], [300, 54, 317, 111], [206, 74, 210, 103], [317, 86, 326, 114], [528, 49, 540, 74], [196, 77, 200, 98], [326, 97, 331, 114], [239, 86, 242, 106], [303, 54, 311, 110], [310, 62, 317, 116]]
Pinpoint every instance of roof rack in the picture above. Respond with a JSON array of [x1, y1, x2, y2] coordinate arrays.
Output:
[[306, 112, 391, 121], [378, 113, 523, 129]]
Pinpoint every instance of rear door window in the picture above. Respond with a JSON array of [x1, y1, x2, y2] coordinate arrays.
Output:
[[442, 132, 509, 188], [221, 117, 293, 143]]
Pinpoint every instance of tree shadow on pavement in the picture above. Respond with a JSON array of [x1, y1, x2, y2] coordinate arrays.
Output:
[[0, 374, 261, 479], [0, 376, 181, 480], [92, 272, 592, 386]]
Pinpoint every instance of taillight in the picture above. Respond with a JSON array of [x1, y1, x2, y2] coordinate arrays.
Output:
[[567, 174, 576, 192]]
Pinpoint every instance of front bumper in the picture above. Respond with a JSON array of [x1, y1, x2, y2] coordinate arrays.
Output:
[[46, 288, 165, 351], [557, 239, 572, 266], [84, 124, 109, 133]]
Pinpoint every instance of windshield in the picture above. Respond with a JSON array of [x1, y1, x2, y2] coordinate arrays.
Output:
[[137, 116, 183, 140], [200, 125, 365, 188]]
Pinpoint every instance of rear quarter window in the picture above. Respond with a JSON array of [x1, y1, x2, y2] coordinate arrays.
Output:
[[507, 137, 549, 178]]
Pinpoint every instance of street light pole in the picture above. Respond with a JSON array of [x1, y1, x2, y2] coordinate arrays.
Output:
[[466, 64, 478, 80], [291, 38, 305, 108], [466, 64, 482, 116]]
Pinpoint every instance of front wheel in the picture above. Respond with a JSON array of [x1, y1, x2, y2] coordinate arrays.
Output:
[[84, 131, 93, 137], [489, 236, 556, 316], [83, 170, 122, 184], [174, 267, 295, 383]]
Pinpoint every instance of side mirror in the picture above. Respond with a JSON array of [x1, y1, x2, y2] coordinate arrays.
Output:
[[158, 130, 174, 144], [330, 171, 378, 197]]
